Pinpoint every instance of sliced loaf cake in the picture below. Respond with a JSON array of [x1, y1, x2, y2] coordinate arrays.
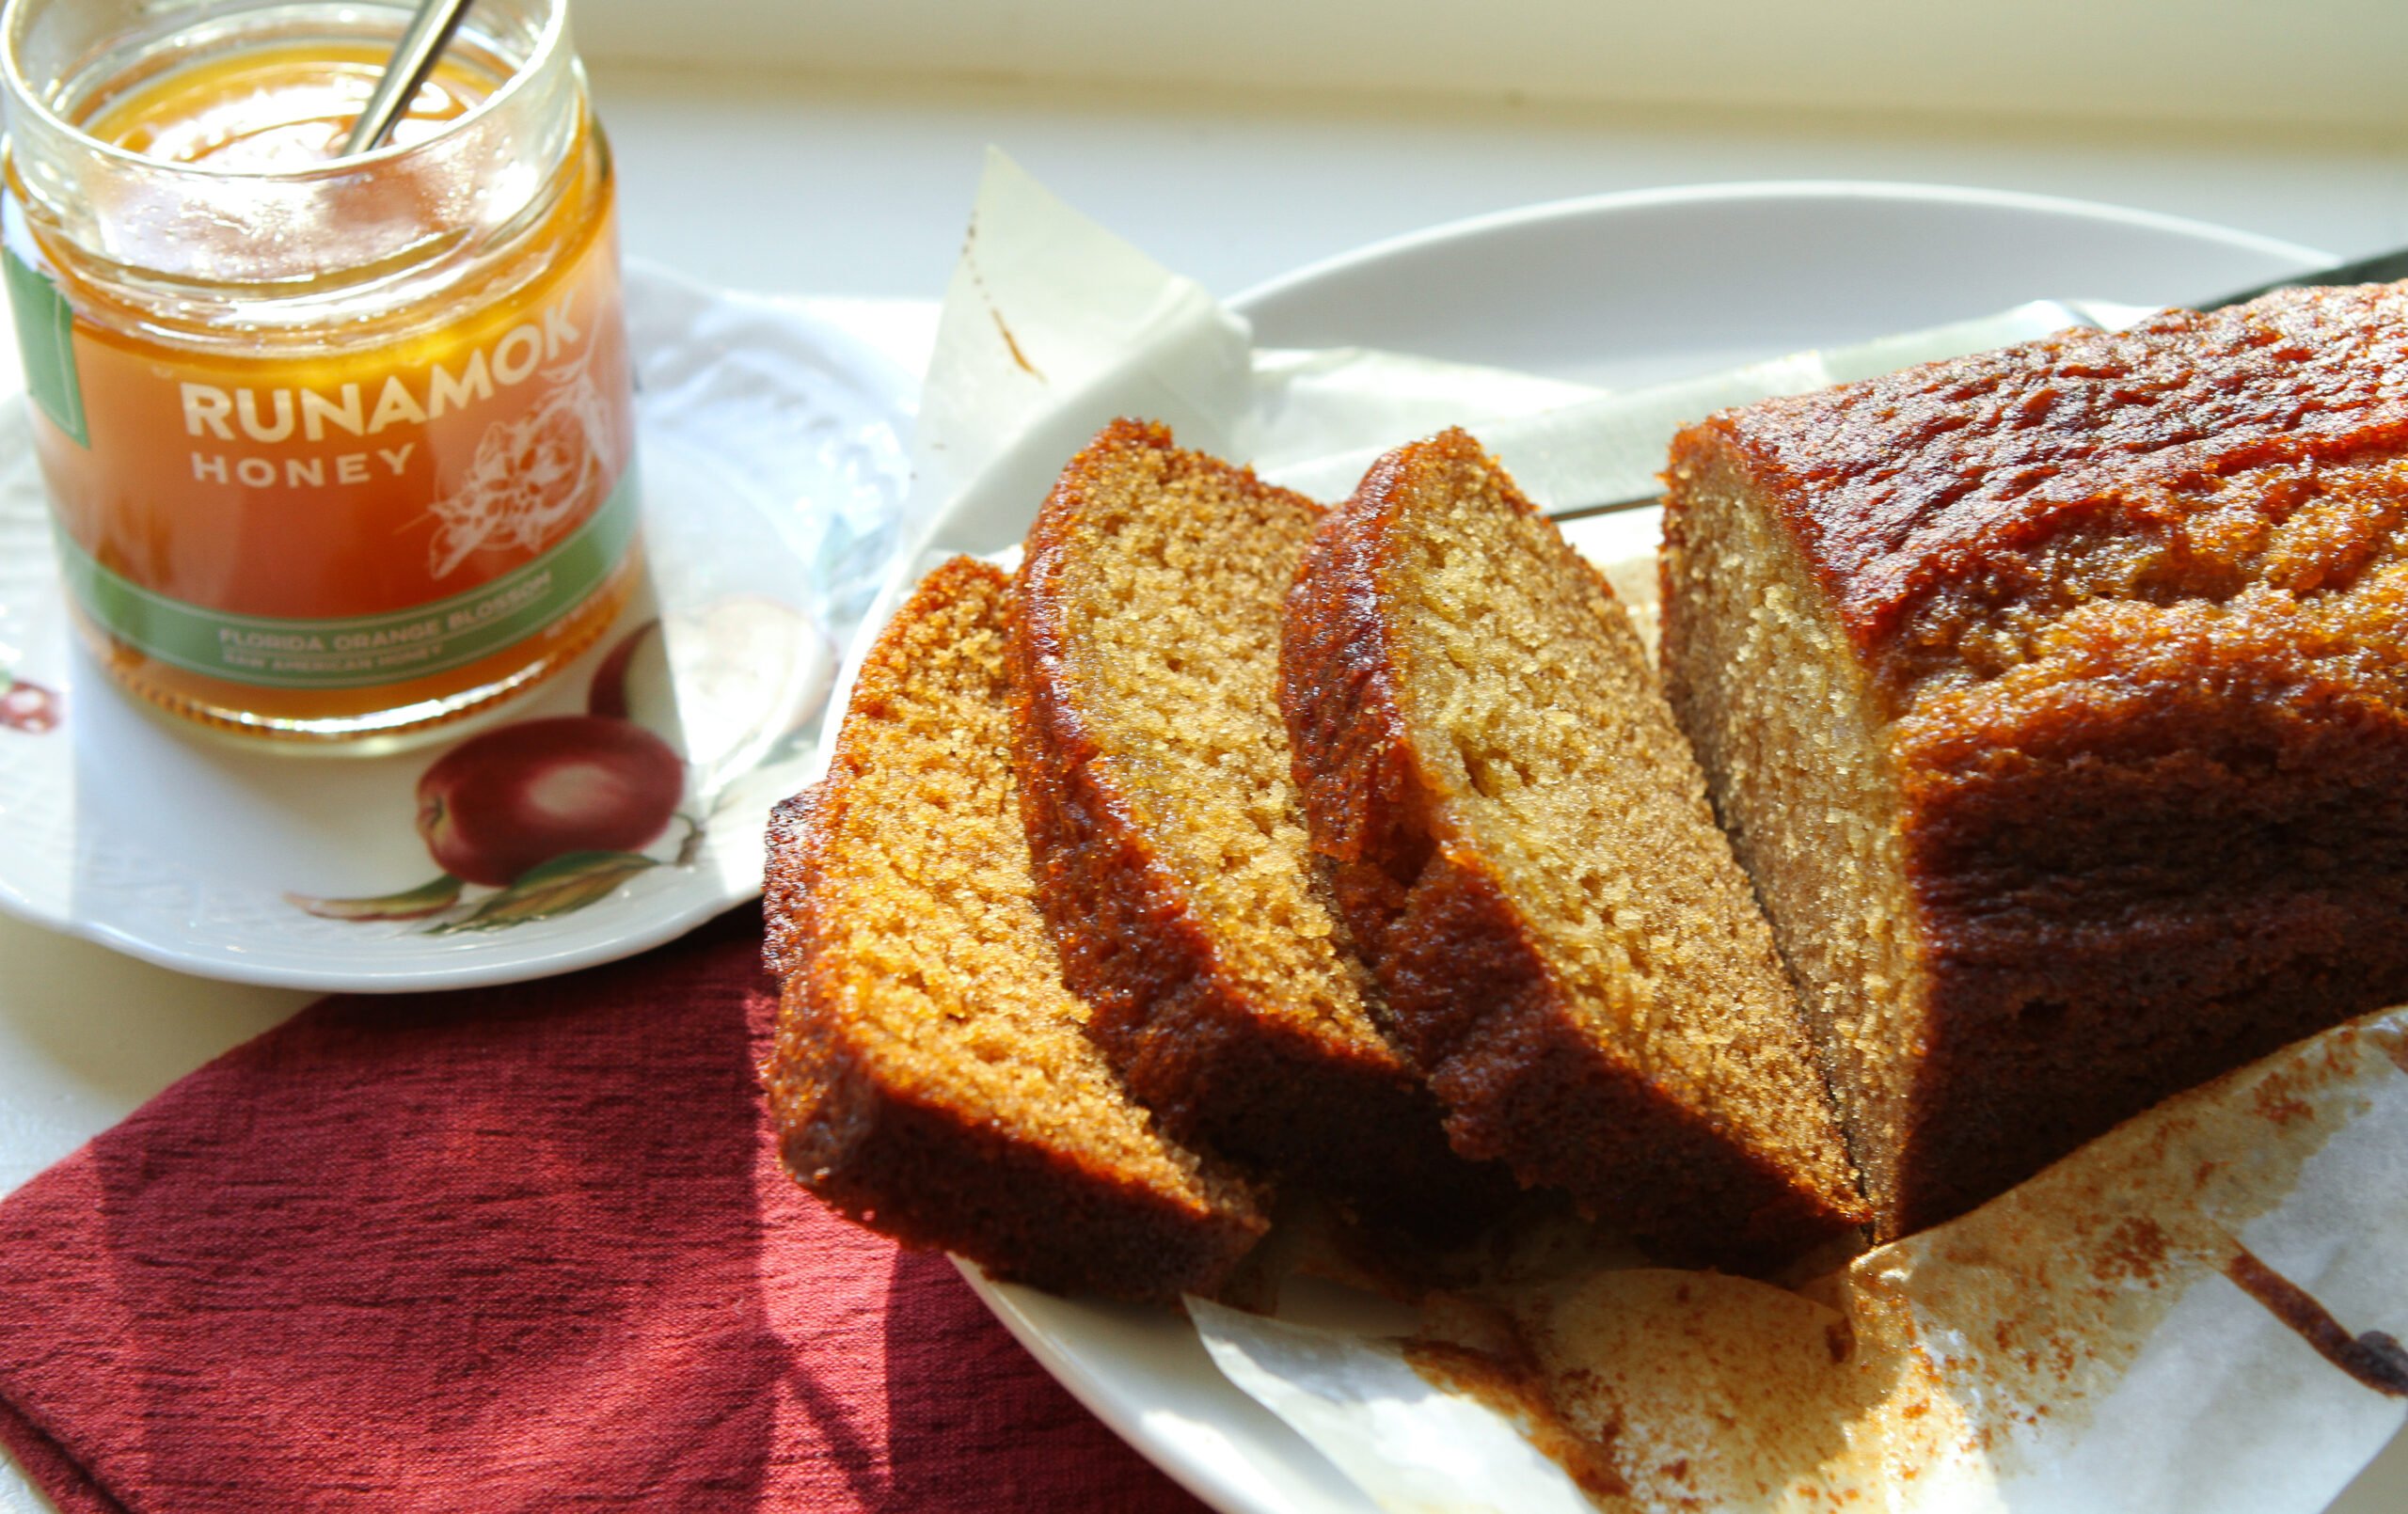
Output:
[[1281, 428, 1865, 1270], [763, 557, 1267, 1302], [1663, 281, 2408, 1237], [1010, 419, 1500, 1229]]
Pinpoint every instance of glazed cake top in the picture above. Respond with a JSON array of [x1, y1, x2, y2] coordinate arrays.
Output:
[[1682, 280, 2408, 675]]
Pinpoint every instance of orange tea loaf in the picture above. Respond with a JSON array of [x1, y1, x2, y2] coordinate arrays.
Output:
[[1663, 280, 2408, 1238], [763, 558, 1266, 1302], [1282, 428, 1865, 1270], [1011, 420, 1500, 1229]]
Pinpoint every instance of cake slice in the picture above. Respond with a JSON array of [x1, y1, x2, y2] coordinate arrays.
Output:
[[1281, 428, 1865, 1271], [1010, 419, 1500, 1229], [1662, 280, 2408, 1238], [762, 557, 1267, 1302]]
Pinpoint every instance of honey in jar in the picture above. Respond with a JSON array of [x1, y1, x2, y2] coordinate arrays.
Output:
[[0, 0, 636, 746]]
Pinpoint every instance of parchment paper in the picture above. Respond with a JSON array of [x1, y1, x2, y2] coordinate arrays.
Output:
[[905, 150, 2408, 1514]]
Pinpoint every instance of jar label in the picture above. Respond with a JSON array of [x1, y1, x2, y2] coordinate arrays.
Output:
[[2, 244, 87, 446], [6, 190, 638, 698], [53, 462, 641, 690]]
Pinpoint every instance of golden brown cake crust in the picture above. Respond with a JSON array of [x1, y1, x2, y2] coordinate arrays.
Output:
[[1694, 281, 2408, 661], [763, 558, 1267, 1303], [1665, 281, 2408, 1235], [1283, 429, 1866, 1271], [1010, 420, 1501, 1231]]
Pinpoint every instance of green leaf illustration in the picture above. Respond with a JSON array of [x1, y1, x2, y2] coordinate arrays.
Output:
[[287, 875, 463, 922], [424, 851, 657, 934]]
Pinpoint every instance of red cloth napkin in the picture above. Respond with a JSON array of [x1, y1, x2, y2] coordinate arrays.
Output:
[[0, 907, 1210, 1513]]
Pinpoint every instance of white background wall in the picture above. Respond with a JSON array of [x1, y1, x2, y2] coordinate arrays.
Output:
[[572, 0, 2408, 132], [565, 0, 2408, 303], [581, 64, 2408, 305]]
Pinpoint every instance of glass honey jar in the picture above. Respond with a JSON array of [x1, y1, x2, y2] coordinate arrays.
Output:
[[0, 0, 636, 747]]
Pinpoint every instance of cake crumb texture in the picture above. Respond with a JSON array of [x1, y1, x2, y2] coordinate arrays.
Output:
[[1284, 427, 1865, 1270], [1012, 419, 1500, 1231], [762, 557, 1266, 1302]]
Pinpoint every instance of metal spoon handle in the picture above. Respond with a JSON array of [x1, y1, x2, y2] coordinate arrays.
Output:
[[341, 0, 476, 157]]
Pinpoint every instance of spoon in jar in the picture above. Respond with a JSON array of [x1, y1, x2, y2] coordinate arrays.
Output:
[[341, 0, 477, 156]]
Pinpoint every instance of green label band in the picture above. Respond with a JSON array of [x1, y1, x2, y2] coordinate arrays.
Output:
[[3, 242, 87, 448], [55, 466, 641, 691]]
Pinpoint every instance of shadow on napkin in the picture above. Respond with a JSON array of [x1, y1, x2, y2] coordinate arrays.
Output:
[[0, 907, 1205, 1513]]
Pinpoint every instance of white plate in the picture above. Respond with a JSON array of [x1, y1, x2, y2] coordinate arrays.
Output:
[[951, 183, 2407, 1514], [0, 263, 914, 991]]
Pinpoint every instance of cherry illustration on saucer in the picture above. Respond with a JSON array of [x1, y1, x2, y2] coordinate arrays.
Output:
[[289, 621, 696, 931], [416, 716, 683, 888]]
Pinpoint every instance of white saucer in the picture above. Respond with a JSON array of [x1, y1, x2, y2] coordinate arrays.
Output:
[[0, 262, 915, 991]]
